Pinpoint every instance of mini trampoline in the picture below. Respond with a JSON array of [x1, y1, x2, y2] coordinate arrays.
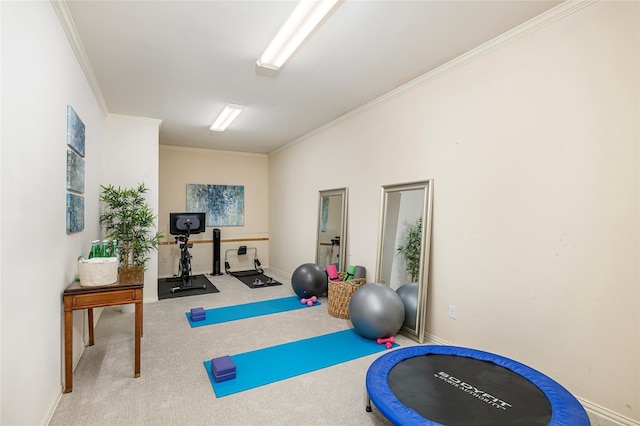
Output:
[[366, 345, 590, 425]]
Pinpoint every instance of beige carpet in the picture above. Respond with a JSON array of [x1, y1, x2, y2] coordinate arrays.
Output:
[[50, 269, 611, 426], [50, 270, 408, 425]]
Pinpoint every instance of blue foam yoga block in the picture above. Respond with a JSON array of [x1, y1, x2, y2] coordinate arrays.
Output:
[[190, 307, 206, 321], [214, 371, 236, 383], [212, 355, 236, 382]]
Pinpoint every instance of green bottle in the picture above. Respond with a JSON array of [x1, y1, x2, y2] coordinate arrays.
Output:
[[88, 240, 100, 259]]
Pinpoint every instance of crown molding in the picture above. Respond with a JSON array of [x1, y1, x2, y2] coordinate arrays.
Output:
[[160, 144, 268, 158], [107, 113, 163, 127], [50, 0, 109, 116], [270, 0, 596, 156], [50, 0, 595, 155]]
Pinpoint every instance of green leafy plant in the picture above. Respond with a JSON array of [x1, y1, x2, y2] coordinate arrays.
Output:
[[397, 217, 422, 282], [99, 183, 162, 269]]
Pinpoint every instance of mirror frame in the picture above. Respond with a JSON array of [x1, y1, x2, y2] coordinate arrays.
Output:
[[315, 187, 348, 273], [375, 180, 434, 343]]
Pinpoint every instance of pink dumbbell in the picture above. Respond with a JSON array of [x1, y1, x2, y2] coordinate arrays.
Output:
[[377, 336, 395, 349], [300, 296, 318, 306]]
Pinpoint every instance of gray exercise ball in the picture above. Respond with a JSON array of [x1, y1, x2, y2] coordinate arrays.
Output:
[[348, 283, 405, 340], [291, 263, 327, 298], [396, 282, 419, 330]]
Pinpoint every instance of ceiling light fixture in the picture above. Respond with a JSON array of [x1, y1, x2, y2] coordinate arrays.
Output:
[[257, 0, 339, 70], [210, 103, 244, 132]]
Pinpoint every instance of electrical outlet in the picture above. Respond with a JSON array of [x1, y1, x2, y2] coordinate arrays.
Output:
[[162, 257, 167, 264], [448, 305, 456, 319]]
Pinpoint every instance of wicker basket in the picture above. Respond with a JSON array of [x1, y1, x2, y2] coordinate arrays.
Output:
[[78, 257, 118, 287], [328, 274, 366, 319]]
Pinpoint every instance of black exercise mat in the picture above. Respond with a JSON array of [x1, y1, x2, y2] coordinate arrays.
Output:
[[230, 271, 282, 289], [158, 274, 220, 300], [230, 269, 264, 277]]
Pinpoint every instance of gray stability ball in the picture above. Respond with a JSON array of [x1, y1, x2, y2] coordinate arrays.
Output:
[[396, 282, 419, 330], [291, 263, 328, 298], [348, 283, 405, 340]]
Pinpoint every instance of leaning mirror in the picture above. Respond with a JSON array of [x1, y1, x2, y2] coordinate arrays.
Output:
[[376, 180, 433, 343], [316, 188, 348, 273]]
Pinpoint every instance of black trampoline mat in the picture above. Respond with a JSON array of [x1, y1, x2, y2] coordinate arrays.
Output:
[[388, 354, 552, 426]]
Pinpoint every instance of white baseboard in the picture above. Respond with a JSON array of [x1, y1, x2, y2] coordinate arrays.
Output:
[[424, 332, 453, 346], [42, 389, 62, 426], [263, 265, 290, 278], [580, 400, 640, 426], [46, 331, 89, 425]]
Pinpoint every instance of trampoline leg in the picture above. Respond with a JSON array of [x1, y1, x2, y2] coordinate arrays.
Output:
[[366, 393, 372, 413]]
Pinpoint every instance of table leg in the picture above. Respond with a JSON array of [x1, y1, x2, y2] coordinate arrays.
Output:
[[64, 307, 73, 393], [134, 300, 141, 378], [87, 308, 94, 346]]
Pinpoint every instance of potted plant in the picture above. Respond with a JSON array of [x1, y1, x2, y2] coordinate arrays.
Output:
[[99, 182, 162, 284], [397, 217, 422, 282]]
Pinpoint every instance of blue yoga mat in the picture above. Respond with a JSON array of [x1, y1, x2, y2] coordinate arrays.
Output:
[[203, 328, 398, 397], [186, 296, 321, 327]]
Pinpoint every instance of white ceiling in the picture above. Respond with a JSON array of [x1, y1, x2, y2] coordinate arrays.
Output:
[[66, 1, 561, 154]]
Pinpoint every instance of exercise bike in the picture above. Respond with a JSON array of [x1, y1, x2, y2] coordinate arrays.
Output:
[[169, 214, 207, 293]]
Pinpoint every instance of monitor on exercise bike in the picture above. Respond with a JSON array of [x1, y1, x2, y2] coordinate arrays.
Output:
[[169, 212, 206, 236]]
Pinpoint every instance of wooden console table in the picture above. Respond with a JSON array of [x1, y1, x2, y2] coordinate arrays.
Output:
[[63, 279, 143, 393]]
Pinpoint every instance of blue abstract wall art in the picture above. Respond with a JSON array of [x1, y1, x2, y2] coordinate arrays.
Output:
[[66, 193, 85, 234], [66, 149, 85, 193], [67, 105, 85, 157], [186, 184, 244, 226], [66, 105, 85, 233]]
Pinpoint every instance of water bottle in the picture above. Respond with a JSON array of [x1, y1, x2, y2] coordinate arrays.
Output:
[[88, 240, 100, 259], [102, 240, 110, 257]]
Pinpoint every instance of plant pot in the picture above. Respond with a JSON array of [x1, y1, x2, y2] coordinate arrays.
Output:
[[119, 266, 144, 284]]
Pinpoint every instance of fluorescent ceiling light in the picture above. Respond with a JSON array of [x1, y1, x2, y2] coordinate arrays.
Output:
[[210, 103, 243, 132], [257, 0, 339, 70]]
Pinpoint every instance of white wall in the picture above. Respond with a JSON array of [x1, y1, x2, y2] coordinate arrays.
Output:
[[0, 2, 4, 421], [269, 1, 639, 421], [1, 4, 162, 424], [1, 2, 106, 424], [105, 115, 161, 302]]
